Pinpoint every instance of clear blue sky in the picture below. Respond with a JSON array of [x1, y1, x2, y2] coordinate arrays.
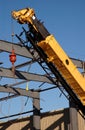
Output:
[[0, 0, 85, 120]]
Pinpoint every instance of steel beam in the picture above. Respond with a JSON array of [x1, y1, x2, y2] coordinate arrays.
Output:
[[69, 107, 78, 130], [70, 57, 84, 69], [15, 59, 36, 69], [0, 40, 85, 69], [33, 91, 40, 130], [0, 94, 19, 102], [0, 67, 53, 84], [0, 85, 39, 98], [0, 40, 33, 58], [0, 110, 34, 120]]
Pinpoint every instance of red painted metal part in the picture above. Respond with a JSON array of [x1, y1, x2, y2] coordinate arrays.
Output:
[[9, 48, 16, 65]]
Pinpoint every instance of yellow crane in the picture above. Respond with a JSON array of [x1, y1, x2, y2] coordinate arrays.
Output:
[[12, 7, 85, 114]]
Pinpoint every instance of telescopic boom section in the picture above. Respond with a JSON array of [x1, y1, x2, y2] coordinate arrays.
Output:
[[38, 35, 85, 106], [12, 8, 85, 110]]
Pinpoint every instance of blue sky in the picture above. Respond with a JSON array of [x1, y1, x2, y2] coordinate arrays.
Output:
[[0, 0, 85, 58], [0, 0, 85, 120]]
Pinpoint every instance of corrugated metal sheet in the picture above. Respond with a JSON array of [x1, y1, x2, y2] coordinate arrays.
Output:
[[41, 108, 70, 130], [0, 108, 84, 130], [78, 112, 85, 130]]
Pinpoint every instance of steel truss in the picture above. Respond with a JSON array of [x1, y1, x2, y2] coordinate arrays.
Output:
[[0, 32, 85, 120], [15, 26, 85, 115]]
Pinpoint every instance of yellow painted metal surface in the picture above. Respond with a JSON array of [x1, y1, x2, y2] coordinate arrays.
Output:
[[38, 35, 85, 105], [12, 8, 37, 31], [11, 7, 85, 107]]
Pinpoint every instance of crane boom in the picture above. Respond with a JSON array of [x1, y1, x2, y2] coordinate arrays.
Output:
[[12, 8, 85, 114]]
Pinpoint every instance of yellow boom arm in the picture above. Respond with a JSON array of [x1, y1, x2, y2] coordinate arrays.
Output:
[[12, 8, 85, 111], [38, 35, 85, 105]]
